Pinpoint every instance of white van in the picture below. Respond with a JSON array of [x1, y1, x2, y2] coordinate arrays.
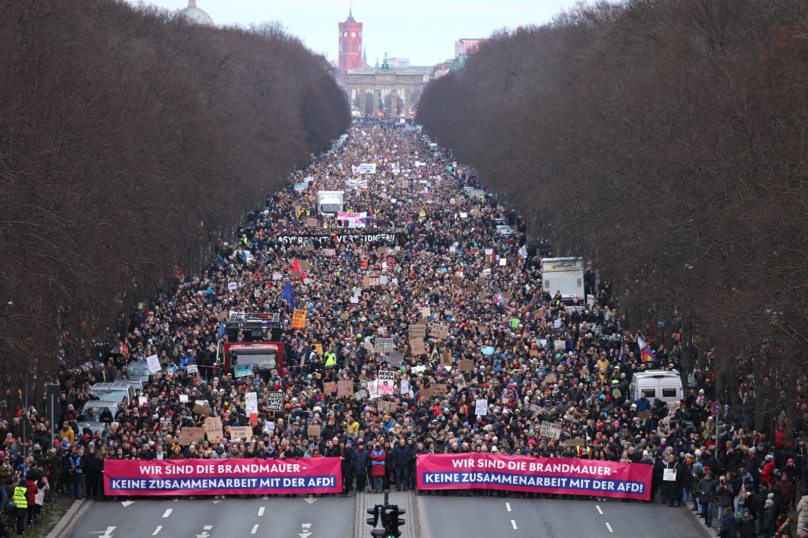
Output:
[[630, 370, 683, 405]]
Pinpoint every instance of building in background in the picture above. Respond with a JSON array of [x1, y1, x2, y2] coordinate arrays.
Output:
[[338, 8, 363, 81], [179, 0, 214, 26], [454, 38, 486, 58], [387, 57, 410, 68]]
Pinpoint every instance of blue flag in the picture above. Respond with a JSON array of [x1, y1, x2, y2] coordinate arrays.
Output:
[[281, 281, 295, 312], [217, 320, 226, 341]]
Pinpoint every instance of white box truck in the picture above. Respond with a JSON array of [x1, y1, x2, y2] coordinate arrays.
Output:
[[630, 370, 683, 405], [541, 257, 585, 304], [317, 191, 344, 216]]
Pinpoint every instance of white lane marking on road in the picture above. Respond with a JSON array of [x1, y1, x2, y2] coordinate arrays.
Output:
[[152, 526, 162, 535], [511, 520, 517, 530], [258, 507, 265, 516], [121, 501, 135, 507], [204, 526, 213, 530], [506, 502, 511, 512], [302, 524, 311, 530], [606, 522, 613, 532], [251, 524, 259, 534], [596, 505, 603, 515], [90, 527, 116, 538], [162, 509, 173, 518]]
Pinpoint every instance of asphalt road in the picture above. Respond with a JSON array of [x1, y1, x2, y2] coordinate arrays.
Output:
[[67, 495, 355, 538], [417, 495, 705, 538]]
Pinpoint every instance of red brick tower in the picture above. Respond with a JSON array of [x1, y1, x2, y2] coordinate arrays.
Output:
[[338, 7, 363, 80]]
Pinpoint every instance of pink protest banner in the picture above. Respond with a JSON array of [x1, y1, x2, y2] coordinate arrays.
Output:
[[416, 454, 651, 500], [104, 458, 341, 496]]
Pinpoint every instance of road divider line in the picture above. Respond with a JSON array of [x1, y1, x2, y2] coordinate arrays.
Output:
[[506, 502, 511, 512], [152, 526, 162, 535], [162, 509, 172, 518], [204, 525, 213, 530], [606, 522, 613, 532], [511, 520, 517, 530], [596, 505, 603, 515], [251, 524, 259, 534], [258, 507, 265, 516]]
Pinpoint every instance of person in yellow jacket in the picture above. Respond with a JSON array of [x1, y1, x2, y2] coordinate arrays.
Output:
[[324, 351, 336, 368], [12, 478, 27, 534]]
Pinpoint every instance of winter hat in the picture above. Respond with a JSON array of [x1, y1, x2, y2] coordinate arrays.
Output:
[[766, 454, 774, 461]]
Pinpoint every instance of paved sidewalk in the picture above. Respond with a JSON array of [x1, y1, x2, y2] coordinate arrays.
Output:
[[682, 499, 718, 538], [353, 490, 418, 538]]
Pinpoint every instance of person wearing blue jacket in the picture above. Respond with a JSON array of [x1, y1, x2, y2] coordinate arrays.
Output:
[[635, 392, 651, 413]]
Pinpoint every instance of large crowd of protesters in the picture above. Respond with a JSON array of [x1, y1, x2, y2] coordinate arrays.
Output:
[[1, 118, 807, 538]]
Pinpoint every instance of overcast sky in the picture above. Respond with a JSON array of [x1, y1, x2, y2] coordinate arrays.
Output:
[[128, 0, 588, 65]]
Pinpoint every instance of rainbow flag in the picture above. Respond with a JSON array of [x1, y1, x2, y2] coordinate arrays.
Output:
[[637, 336, 655, 363]]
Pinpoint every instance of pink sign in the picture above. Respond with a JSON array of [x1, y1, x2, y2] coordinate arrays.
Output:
[[416, 454, 652, 500], [104, 458, 342, 496]]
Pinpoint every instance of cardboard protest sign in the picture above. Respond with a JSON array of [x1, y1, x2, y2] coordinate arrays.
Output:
[[297, 260, 310, 271], [337, 380, 353, 397], [265, 391, 284, 412], [544, 373, 558, 384], [530, 349, 539, 357], [291, 272, 302, 279], [638, 411, 652, 420], [307, 426, 321, 437], [433, 384, 448, 395], [205, 416, 224, 443], [502, 292, 513, 299], [323, 382, 337, 394], [475, 399, 488, 416], [377, 400, 397, 413], [340, 312, 350, 320], [324, 249, 336, 256], [410, 324, 427, 339], [192, 403, 212, 416], [460, 359, 474, 372], [291, 309, 307, 329], [410, 338, 426, 356], [539, 421, 562, 440], [565, 438, 587, 447], [230, 426, 252, 441], [440, 352, 453, 366], [452, 275, 463, 286], [421, 307, 431, 317], [431, 325, 450, 338], [181, 427, 206, 446], [307, 218, 317, 228], [420, 387, 434, 399]]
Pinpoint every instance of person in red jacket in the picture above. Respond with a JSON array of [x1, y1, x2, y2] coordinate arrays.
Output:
[[25, 477, 38, 528], [761, 454, 776, 486], [370, 444, 386, 494], [775, 424, 787, 450]]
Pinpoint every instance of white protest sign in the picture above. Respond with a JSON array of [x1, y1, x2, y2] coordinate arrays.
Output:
[[663, 469, 677, 481], [475, 399, 488, 416], [186, 364, 198, 373], [378, 371, 396, 395], [146, 354, 162, 374], [228, 282, 238, 291], [539, 421, 562, 440], [245, 392, 258, 414], [400, 380, 410, 394], [179, 395, 189, 403]]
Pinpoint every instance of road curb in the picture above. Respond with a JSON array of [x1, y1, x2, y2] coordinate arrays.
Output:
[[682, 500, 718, 538], [45, 498, 92, 538]]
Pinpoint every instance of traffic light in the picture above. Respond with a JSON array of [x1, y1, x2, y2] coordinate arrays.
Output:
[[366, 505, 386, 538], [390, 505, 406, 538]]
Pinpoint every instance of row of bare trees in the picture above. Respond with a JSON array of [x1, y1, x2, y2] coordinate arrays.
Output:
[[0, 0, 349, 398], [418, 0, 808, 434]]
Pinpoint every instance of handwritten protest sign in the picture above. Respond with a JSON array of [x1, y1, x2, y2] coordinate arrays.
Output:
[[475, 399, 488, 416], [307, 426, 321, 437], [292, 309, 307, 329], [230, 426, 252, 441], [539, 421, 562, 440], [337, 380, 353, 397], [265, 391, 284, 412], [181, 427, 206, 446], [410, 338, 426, 356], [205, 416, 224, 443], [410, 325, 427, 339], [378, 371, 396, 395], [192, 403, 212, 416]]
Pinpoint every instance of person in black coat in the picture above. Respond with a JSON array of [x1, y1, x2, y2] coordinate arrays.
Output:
[[339, 440, 353, 497]]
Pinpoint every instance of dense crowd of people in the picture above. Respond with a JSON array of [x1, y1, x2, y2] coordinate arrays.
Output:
[[2, 118, 808, 538]]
